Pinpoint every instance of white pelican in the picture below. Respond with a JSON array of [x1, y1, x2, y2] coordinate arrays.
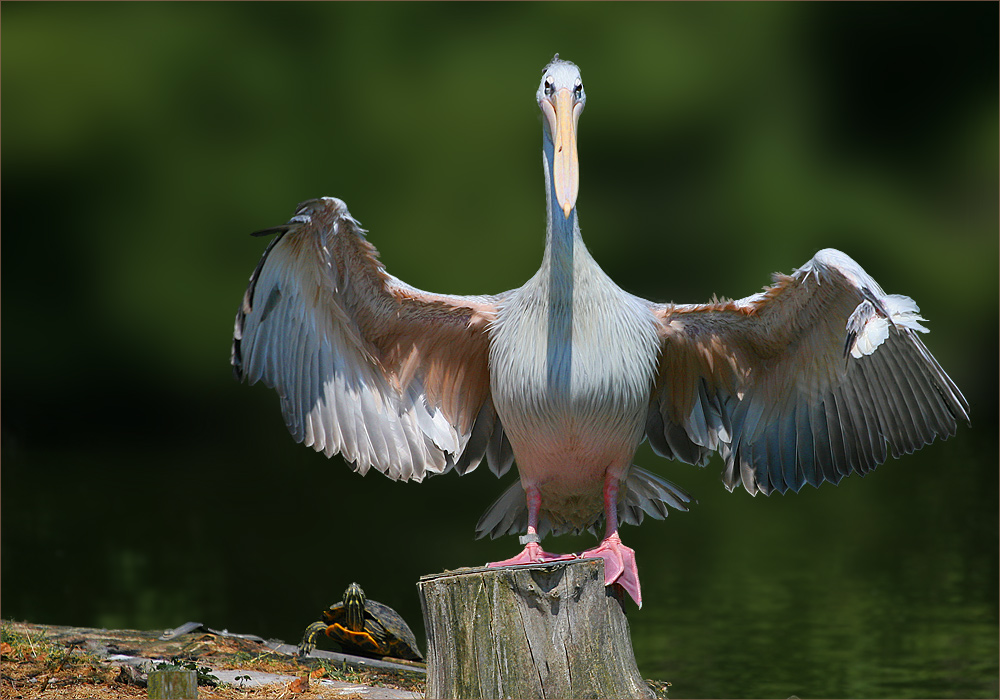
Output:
[[232, 56, 969, 607]]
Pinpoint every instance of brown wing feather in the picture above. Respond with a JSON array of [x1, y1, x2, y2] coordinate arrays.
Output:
[[648, 249, 969, 495], [232, 197, 500, 481]]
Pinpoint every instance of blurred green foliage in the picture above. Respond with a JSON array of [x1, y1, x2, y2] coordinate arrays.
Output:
[[2, 3, 996, 698]]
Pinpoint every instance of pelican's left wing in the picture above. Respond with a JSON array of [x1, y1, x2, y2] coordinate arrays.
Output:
[[232, 197, 506, 482], [647, 248, 969, 495]]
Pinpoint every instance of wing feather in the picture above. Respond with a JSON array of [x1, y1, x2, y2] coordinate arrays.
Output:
[[828, 388, 858, 478], [650, 248, 969, 495], [232, 197, 501, 482], [879, 341, 926, 451]]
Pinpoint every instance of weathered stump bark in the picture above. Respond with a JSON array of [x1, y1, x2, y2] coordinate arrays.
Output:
[[417, 559, 654, 699], [147, 668, 198, 699]]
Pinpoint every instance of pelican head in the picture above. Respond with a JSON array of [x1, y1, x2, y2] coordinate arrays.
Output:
[[538, 56, 585, 219]]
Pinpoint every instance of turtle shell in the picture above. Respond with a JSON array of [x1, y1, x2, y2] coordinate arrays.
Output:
[[357, 598, 423, 661], [298, 583, 423, 661]]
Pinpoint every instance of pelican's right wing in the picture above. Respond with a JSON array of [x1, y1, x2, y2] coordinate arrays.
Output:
[[232, 197, 508, 482]]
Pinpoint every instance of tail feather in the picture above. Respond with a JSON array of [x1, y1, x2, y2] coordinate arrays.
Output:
[[621, 466, 693, 526], [475, 481, 528, 539], [474, 466, 694, 540]]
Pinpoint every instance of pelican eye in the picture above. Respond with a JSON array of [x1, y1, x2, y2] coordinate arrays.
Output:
[[544, 77, 555, 96], [574, 79, 583, 97]]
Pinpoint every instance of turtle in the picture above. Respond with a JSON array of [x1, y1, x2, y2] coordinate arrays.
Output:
[[298, 582, 423, 661]]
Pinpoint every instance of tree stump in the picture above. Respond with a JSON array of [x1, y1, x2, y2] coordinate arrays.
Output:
[[147, 668, 197, 699], [417, 558, 654, 699]]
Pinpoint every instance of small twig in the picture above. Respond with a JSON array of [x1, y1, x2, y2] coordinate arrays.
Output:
[[50, 642, 78, 675]]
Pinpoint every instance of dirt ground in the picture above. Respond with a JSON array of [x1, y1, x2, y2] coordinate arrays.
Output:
[[1, 620, 425, 699]]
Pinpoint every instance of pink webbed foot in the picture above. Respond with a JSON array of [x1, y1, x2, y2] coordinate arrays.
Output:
[[579, 533, 642, 607], [487, 541, 577, 569]]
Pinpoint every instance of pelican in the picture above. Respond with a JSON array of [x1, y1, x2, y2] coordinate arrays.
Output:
[[232, 56, 968, 607]]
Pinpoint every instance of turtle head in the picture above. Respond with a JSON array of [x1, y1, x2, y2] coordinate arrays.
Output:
[[344, 582, 366, 632]]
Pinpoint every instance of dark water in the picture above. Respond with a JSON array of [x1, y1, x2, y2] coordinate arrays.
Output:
[[633, 541, 997, 699], [3, 419, 996, 699]]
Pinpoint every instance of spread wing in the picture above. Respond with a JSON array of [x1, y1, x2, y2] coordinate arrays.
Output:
[[647, 248, 969, 495], [232, 197, 508, 482]]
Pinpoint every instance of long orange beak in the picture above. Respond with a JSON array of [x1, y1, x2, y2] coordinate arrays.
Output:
[[541, 88, 580, 218]]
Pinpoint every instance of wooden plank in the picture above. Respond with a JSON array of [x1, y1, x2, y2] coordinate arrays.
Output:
[[418, 559, 655, 699]]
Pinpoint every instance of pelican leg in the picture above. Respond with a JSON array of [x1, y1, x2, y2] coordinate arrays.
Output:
[[578, 476, 642, 607], [487, 485, 576, 568]]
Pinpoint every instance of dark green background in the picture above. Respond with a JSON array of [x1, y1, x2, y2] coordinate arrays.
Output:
[[3, 3, 997, 698]]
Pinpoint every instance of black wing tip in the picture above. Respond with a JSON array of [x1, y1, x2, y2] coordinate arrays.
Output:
[[230, 337, 246, 382], [251, 225, 292, 238]]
